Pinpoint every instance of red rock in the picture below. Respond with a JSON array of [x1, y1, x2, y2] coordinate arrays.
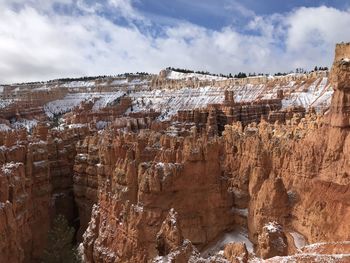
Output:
[[224, 242, 249, 263]]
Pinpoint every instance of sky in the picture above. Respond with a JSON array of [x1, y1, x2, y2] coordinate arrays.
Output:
[[0, 0, 350, 83]]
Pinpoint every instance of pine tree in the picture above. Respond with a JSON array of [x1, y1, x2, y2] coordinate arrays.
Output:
[[42, 215, 79, 263]]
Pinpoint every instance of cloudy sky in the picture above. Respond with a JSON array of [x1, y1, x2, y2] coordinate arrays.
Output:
[[0, 0, 350, 83]]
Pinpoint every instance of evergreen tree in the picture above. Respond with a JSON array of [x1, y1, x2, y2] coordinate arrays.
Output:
[[42, 215, 79, 263]]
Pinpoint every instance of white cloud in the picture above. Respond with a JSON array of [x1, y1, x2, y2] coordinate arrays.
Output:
[[224, 0, 256, 18], [108, 0, 143, 21], [284, 6, 350, 68], [0, 2, 349, 83], [0, 0, 73, 12], [76, 0, 103, 14], [286, 6, 350, 50]]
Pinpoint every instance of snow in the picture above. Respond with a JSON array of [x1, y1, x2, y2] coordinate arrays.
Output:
[[153, 253, 180, 263], [290, 232, 307, 250], [264, 222, 281, 233], [62, 81, 95, 88], [76, 154, 88, 161], [92, 92, 125, 111], [0, 99, 14, 109], [131, 86, 225, 120], [1, 72, 333, 128], [262, 254, 350, 263], [129, 78, 148, 84], [0, 123, 11, 131], [33, 85, 52, 91], [165, 126, 181, 137], [68, 123, 88, 129], [111, 79, 128, 85], [132, 204, 144, 213], [279, 78, 332, 110], [167, 70, 228, 81], [1, 162, 21, 175], [156, 162, 165, 169], [77, 242, 87, 262], [201, 227, 254, 257], [44, 93, 92, 118], [169, 208, 177, 225], [228, 77, 332, 111], [12, 119, 38, 132], [153, 240, 205, 263], [154, 162, 182, 181], [153, 256, 171, 263], [44, 92, 127, 118], [303, 241, 350, 253], [231, 207, 248, 217], [83, 204, 100, 241]]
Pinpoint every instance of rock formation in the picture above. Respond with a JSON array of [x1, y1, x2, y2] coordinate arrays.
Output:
[[0, 126, 89, 262], [223, 242, 249, 263], [257, 222, 288, 259], [0, 44, 349, 263]]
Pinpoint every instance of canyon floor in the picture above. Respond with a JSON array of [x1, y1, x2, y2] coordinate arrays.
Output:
[[0, 44, 350, 263]]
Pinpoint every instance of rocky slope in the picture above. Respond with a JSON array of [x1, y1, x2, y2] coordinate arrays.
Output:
[[77, 44, 349, 262], [0, 44, 349, 262], [0, 125, 89, 262]]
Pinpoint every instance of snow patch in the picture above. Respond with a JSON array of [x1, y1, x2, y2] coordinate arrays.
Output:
[[169, 208, 177, 226], [264, 222, 282, 233], [201, 227, 254, 258], [68, 123, 88, 129], [290, 232, 307, 250], [12, 119, 38, 132], [62, 81, 95, 88], [231, 207, 248, 217], [0, 123, 11, 131], [1, 162, 22, 175], [167, 71, 228, 81], [0, 99, 14, 109], [92, 92, 125, 111], [132, 204, 144, 213]]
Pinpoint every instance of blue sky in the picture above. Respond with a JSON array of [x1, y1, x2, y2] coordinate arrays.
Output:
[[133, 0, 349, 29], [0, 0, 350, 83]]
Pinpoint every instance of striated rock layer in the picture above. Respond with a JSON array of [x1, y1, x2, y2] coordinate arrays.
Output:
[[0, 125, 89, 262], [77, 43, 350, 262], [0, 44, 349, 263]]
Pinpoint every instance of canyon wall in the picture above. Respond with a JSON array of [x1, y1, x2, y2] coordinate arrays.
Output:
[[77, 44, 349, 262], [0, 125, 89, 262], [78, 112, 349, 262], [0, 44, 349, 262], [151, 69, 328, 90]]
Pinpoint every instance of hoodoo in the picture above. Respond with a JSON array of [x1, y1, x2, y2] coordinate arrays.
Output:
[[0, 44, 349, 262], [328, 43, 350, 127]]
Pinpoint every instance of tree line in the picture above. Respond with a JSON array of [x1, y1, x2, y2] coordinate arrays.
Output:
[[167, 66, 330, 79], [11, 72, 151, 85]]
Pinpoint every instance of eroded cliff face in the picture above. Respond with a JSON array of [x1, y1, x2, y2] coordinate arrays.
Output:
[[77, 112, 349, 262], [0, 44, 349, 262], [0, 125, 89, 262], [75, 130, 234, 262], [76, 44, 350, 262]]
